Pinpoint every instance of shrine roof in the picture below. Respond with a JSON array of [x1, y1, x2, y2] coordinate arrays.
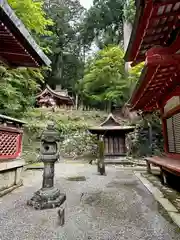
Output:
[[129, 50, 180, 111], [100, 113, 121, 127], [89, 114, 135, 134], [0, 0, 51, 67], [124, 0, 180, 66], [36, 85, 74, 105]]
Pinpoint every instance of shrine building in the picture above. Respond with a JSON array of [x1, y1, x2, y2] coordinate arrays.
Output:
[[0, 0, 51, 194], [125, 0, 180, 182], [36, 85, 74, 109], [89, 114, 135, 163]]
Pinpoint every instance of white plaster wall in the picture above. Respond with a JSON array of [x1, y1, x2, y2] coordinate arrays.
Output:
[[123, 21, 132, 72]]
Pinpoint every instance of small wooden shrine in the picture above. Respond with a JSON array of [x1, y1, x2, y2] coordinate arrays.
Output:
[[89, 114, 135, 163], [125, 0, 180, 179], [36, 85, 74, 109], [0, 0, 50, 194]]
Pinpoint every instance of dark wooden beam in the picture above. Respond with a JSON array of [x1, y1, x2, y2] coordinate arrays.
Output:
[[0, 51, 28, 57]]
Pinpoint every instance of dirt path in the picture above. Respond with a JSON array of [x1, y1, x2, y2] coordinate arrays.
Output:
[[0, 163, 179, 240]]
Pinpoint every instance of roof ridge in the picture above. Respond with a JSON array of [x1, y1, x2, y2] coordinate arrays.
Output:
[[100, 113, 120, 126]]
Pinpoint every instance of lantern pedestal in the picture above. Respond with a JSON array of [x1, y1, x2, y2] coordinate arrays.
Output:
[[27, 122, 66, 210], [27, 187, 66, 210]]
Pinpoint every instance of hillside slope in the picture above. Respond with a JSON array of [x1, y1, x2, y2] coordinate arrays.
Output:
[[22, 108, 117, 162]]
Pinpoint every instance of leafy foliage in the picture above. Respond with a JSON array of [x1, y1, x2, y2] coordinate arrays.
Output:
[[127, 113, 164, 157], [80, 0, 126, 48], [123, 0, 136, 24], [61, 132, 98, 159], [76, 46, 129, 110], [79, 0, 136, 49], [128, 62, 144, 94], [44, 0, 85, 93], [6, 0, 137, 108], [22, 108, 108, 162], [0, 1, 52, 118], [0, 66, 43, 117], [8, 0, 53, 35]]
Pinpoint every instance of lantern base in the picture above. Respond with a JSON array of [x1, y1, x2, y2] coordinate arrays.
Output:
[[27, 187, 66, 210]]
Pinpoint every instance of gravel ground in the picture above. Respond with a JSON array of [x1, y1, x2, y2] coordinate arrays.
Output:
[[0, 163, 179, 240]]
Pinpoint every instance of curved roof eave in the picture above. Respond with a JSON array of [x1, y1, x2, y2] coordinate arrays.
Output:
[[0, 0, 51, 67], [88, 126, 135, 134], [36, 85, 74, 105]]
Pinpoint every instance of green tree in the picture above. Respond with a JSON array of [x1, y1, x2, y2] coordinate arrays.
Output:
[[0, 1, 51, 117], [80, 0, 137, 49], [44, 0, 85, 93], [77, 46, 129, 110], [0, 66, 43, 117], [123, 0, 136, 24], [8, 0, 53, 35], [81, 0, 125, 48], [128, 62, 144, 95]]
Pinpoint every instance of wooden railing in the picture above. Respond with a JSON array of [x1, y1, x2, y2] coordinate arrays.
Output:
[[0, 114, 25, 160]]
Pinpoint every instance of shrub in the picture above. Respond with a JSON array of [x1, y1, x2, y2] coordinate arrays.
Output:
[[127, 113, 164, 157]]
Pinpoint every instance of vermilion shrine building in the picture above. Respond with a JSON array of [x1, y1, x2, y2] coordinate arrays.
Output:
[[89, 114, 135, 163], [0, 0, 50, 194], [125, 0, 180, 181], [36, 85, 74, 109]]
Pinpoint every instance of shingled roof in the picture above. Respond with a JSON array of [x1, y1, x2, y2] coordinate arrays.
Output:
[[36, 85, 74, 106], [124, 0, 180, 66], [0, 0, 51, 67], [89, 114, 135, 134]]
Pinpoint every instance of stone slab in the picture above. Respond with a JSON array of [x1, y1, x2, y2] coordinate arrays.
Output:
[[134, 171, 180, 228], [15, 167, 23, 185], [158, 198, 178, 213], [0, 180, 23, 197], [169, 212, 180, 228], [0, 169, 15, 191], [0, 159, 25, 172], [105, 157, 132, 165], [0, 159, 24, 193]]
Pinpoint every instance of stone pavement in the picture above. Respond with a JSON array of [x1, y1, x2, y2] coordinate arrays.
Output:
[[0, 163, 179, 240]]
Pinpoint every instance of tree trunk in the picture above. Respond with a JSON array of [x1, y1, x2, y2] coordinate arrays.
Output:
[[108, 101, 111, 113], [123, 21, 132, 72], [75, 94, 78, 110]]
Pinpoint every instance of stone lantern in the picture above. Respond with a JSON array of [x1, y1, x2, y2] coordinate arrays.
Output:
[[27, 122, 66, 210]]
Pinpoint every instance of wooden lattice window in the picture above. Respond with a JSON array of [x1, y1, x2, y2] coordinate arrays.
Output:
[[166, 112, 180, 153], [0, 128, 22, 160], [173, 112, 180, 153]]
